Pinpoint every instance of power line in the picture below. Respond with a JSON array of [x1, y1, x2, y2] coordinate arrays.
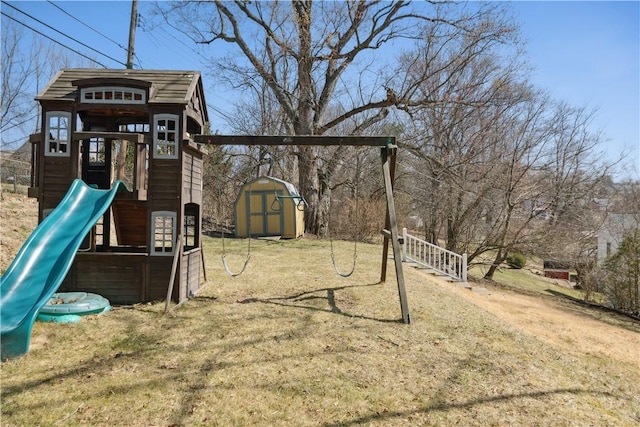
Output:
[[141, 26, 204, 69], [1, 112, 39, 133], [1, 1, 127, 67], [0, 11, 109, 68], [156, 25, 209, 62], [45, 0, 129, 53]]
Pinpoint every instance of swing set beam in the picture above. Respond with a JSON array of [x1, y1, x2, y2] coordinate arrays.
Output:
[[194, 134, 410, 324], [193, 135, 393, 147]]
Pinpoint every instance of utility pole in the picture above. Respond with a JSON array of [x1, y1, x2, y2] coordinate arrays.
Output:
[[126, 0, 137, 69], [117, 0, 138, 181]]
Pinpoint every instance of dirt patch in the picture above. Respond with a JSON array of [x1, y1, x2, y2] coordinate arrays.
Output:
[[420, 270, 640, 375]]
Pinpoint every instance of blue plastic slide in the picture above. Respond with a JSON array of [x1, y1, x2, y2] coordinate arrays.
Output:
[[1, 179, 125, 360]]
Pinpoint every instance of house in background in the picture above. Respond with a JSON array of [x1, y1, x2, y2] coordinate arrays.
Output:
[[597, 213, 639, 262]]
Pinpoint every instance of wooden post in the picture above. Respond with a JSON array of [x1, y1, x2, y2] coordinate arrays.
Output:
[[200, 248, 207, 283], [380, 145, 398, 282], [381, 146, 410, 324], [164, 236, 183, 314]]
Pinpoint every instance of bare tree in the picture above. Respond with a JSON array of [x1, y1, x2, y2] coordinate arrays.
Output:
[[1, 19, 93, 150], [535, 103, 611, 225], [1, 23, 41, 148], [603, 229, 640, 313], [401, 51, 614, 281], [400, 36, 534, 253], [155, 0, 517, 235]]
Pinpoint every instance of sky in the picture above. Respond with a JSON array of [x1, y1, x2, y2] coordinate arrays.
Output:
[[512, 1, 639, 179], [1, 0, 639, 180]]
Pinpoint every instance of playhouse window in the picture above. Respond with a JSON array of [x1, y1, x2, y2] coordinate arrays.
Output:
[[184, 204, 199, 250], [88, 137, 106, 165], [151, 211, 177, 256], [45, 112, 71, 157], [120, 123, 150, 133], [81, 86, 146, 104], [153, 114, 179, 159]]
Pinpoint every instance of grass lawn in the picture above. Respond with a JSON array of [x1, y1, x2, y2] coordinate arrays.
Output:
[[1, 237, 639, 426], [471, 262, 589, 300]]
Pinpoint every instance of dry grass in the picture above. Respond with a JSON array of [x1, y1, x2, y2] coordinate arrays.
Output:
[[471, 262, 587, 300], [2, 235, 639, 426], [0, 190, 38, 273]]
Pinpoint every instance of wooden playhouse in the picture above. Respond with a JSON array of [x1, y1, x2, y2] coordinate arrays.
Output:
[[28, 68, 208, 305], [234, 176, 305, 239]]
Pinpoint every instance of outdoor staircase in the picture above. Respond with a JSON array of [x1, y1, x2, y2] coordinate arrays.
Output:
[[401, 228, 490, 294], [402, 228, 467, 282]]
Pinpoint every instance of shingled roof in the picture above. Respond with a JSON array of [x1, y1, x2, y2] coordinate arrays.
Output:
[[36, 68, 205, 106]]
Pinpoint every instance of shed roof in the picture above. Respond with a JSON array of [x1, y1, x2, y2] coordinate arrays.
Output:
[[36, 68, 205, 106], [543, 259, 572, 270], [245, 176, 302, 198]]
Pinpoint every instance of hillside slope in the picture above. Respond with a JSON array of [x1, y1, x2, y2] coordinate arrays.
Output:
[[1, 193, 638, 425], [0, 190, 38, 273]]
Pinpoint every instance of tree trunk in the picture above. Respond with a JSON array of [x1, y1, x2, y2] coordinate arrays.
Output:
[[484, 248, 506, 280], [116, 141, 127, 181], [298, 145, 321, 235], [446, 217, 457, 253]]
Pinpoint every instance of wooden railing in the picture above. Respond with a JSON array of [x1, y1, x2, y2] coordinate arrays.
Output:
[[402, 228, 467, 282]]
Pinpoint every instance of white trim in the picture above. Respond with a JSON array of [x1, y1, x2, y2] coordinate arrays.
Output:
[[45, 111, 71, 157], [153, 114, 179, 159], [80, 86, 146, 104], [402, 227, 468, 282], [151, 211, 177, 256]]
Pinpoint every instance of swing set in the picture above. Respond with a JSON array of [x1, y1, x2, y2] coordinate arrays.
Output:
[[197, 135, 410, 324]]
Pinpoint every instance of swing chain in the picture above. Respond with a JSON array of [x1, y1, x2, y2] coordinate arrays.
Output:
[[218, 165, 252, 277], [329, 151, 361, 278]]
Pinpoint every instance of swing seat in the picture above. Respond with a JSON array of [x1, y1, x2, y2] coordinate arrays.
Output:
[[222, 254, 251, 277]]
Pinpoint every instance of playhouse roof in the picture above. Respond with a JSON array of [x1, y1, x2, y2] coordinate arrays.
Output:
[[36, 68, 207, 115]]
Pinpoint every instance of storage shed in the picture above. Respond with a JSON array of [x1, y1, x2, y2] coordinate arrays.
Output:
[[543, 259, 572, 281], [234, 176, 305, 239]]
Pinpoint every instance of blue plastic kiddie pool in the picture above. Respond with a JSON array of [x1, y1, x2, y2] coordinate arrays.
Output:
[[37, 292, 111, 323]]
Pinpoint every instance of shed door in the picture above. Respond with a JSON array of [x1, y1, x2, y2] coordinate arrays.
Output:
[[246, 190, 283, 236]]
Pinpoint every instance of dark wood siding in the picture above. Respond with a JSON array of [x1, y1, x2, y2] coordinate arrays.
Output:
[[147, 257, 174, 302], [149, 159, 181, 212], [112, 200, 148, 246], [59, 254, 146, 305], [182, 250, 201, 299], [182, 152, 203, 205], [42, 157, 74, 210]]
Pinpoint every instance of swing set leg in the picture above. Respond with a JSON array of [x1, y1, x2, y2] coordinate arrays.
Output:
[[380, 146, 410, 324]]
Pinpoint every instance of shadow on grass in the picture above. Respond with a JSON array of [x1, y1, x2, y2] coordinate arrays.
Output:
[[321, 388, 619, 427], [1, 308, 327, 412], [545, 289, 640, 331], [238, 282, 403, 324], [2, 312, 357, 425]]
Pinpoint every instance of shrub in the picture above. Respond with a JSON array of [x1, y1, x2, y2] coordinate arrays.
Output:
[[506, 252, 526, 269]]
